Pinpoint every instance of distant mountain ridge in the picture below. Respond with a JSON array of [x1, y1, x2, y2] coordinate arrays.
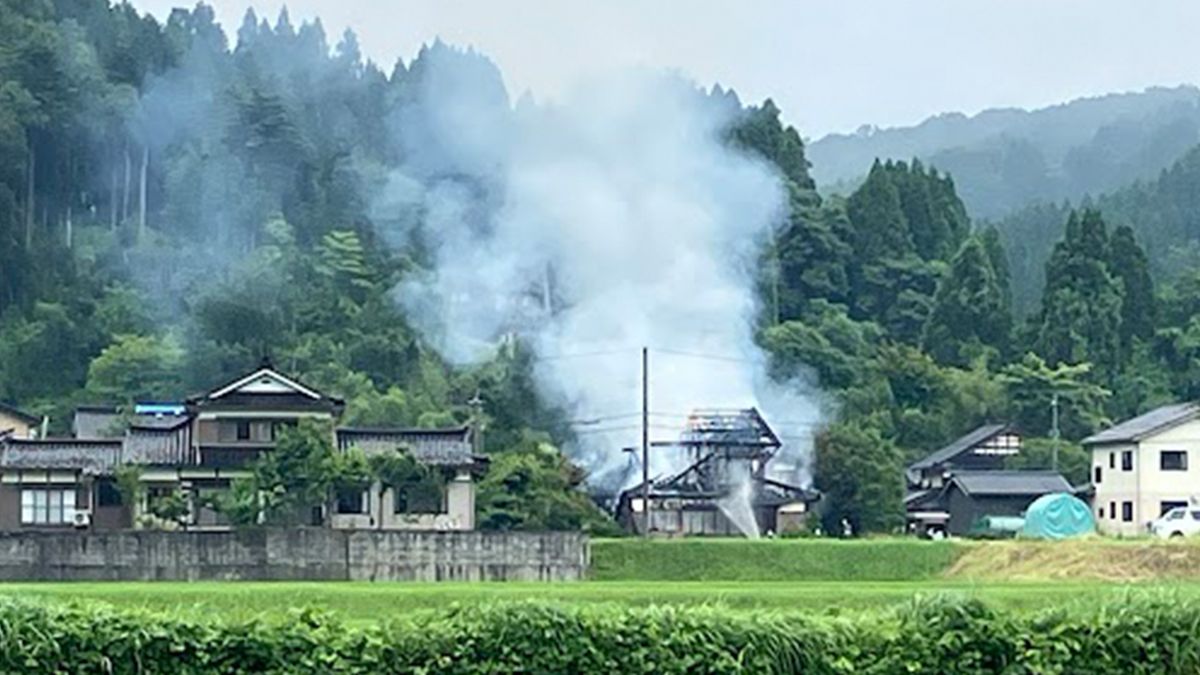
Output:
[[809, 86, 1200, 219]]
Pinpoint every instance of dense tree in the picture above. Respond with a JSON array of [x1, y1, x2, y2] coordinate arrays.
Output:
[[1034, 210, 1124, 378], [813, 421, 904, 535], [1107, 225, 1156, 353], [922, 236, 1011, 366]]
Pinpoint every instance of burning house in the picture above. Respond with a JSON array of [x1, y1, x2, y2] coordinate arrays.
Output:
[[614, 408, 819, 537]]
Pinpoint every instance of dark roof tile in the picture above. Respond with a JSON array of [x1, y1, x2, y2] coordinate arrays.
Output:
[[1083, 403, 1200, 445], [950, 470, 1071, 497], [910, 424, 1009, 470]]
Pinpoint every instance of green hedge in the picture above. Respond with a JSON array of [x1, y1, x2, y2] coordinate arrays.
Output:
[[1, 596, 1199, 673], [590, 538, 964, 581]]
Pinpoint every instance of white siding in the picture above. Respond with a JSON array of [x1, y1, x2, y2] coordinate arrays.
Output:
[[1092, 418, 1200, 535]]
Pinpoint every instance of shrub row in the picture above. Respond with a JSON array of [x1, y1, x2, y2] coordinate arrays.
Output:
[[589, 538, 964, 581], [0, 596, 1198, 673]]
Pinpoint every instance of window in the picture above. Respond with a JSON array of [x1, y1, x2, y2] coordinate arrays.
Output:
[[1109, 501, 1116, 519], [1191, 511, 1200, 522], [1161, 451, 1188, 471], [1093, 466, 1102, 484], [1122, 451, 1133, 471], [1122, 501, 1134, 522], [1162, 501, 1189, 517], [236, 421, 251, 441], [20, 489, 76, 525], [1109, 452, 1115, 469], [336, 489, 366, 515]]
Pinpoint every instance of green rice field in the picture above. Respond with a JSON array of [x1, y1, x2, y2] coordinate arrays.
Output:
[[5, 537, 1200, 624], [2, 578, 1199, 624]]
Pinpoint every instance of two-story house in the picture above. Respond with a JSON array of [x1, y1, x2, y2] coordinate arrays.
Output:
[[1084, 402, 1200, 535], [0, 362, 485, 532], [905, 423, 1074, 536]]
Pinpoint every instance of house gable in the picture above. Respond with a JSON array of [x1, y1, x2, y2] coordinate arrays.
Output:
[[207, 368, 323, 401]]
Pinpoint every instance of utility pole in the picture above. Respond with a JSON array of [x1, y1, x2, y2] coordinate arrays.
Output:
[[641, 346, 650, 538], [1050, 393, 1061, 472], [469, 391, 484, 456]]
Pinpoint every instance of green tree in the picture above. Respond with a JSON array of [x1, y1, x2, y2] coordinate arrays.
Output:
[[85, 333, 183, 403], [999, 353, 1111, 440], [813, 421, 905, 535], [1034, 210, 1124, 378], [1107, 224, 1155, 354], [922, 236, 1011, 366], [476, 432, 617, 533]]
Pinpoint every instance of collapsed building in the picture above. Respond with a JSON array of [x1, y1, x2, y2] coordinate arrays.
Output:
[[614, 408, 819, 537]]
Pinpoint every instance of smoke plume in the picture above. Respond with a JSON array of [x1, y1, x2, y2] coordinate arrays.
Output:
[[378, 47, 821, 488]]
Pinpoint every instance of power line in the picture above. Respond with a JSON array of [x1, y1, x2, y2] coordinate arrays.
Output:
[[534, 348, 637, 362], [650, 347, 764, 365]]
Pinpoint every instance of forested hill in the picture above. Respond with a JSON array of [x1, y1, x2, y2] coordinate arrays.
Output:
[[997, 144, 1200, 317], [809, 86, 1200, 219]]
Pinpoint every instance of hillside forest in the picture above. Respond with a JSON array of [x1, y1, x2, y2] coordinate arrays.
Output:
[[1, 1, 1196, 533]]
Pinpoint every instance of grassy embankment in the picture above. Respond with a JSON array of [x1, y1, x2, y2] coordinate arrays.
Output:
[[5, 538, 1200, 622]]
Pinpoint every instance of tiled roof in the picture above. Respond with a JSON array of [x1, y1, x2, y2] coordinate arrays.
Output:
[[336, 427, 475, 466], [0, 439, 122, 475], [910, 424, 1009, 471], [949, 470, 1071, 497], [1083, 403, 1200, 445]]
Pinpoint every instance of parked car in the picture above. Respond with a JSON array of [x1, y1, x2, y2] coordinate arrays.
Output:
[[1150, 506, 1200, 538]]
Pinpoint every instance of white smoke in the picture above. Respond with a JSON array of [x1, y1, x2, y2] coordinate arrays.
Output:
[[380, 51, 821, 488]]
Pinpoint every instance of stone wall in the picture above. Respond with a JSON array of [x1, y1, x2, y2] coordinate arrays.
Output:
[[0, 529, 588, 581]]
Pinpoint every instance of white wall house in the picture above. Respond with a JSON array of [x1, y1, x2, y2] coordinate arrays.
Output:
[[1084, 403, 1200, 536]]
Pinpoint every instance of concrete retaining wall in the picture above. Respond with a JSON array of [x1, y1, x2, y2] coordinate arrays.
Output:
[[0, 529, 588, 581]]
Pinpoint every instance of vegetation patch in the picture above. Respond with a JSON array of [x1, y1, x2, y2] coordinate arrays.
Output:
[[3, 595, 1200, 673], [590, 538, 965, 581]]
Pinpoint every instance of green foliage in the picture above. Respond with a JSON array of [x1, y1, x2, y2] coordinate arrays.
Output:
[[247, 419, 339, 525], [2, 595, 1200, 673], [85, 333, 184, 403], [1035, 209, 1125, 378], [922, 236, 1011, 366], [1003, 437, 1090, 486], [999, 353, 1111, 440], [368, 450, 444, 514], [113, 464, 143, 509], [762, 300, 881, 390], [590, 539, 960, 582], [813, 421, 905, 534], [147, 490, 189, 526], [477, 433, 617, 534]]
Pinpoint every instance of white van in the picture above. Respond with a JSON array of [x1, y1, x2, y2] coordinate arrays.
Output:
[[1150, 506, 1200, 539]]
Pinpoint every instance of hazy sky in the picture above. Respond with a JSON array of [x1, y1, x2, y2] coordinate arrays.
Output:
[[129, 0, 1200, 138]]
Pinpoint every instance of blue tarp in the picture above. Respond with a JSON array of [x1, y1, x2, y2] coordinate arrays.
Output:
[[1021, 492, 1095, 539]]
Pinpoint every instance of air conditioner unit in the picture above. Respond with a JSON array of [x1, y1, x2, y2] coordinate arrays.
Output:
[[72, 511, 91, 528]]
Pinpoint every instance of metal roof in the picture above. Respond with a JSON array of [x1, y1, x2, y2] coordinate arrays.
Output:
[[910, 424, 1009, 471], [949, 470, 1071, 497], [1083, 402, 1200, 446]]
